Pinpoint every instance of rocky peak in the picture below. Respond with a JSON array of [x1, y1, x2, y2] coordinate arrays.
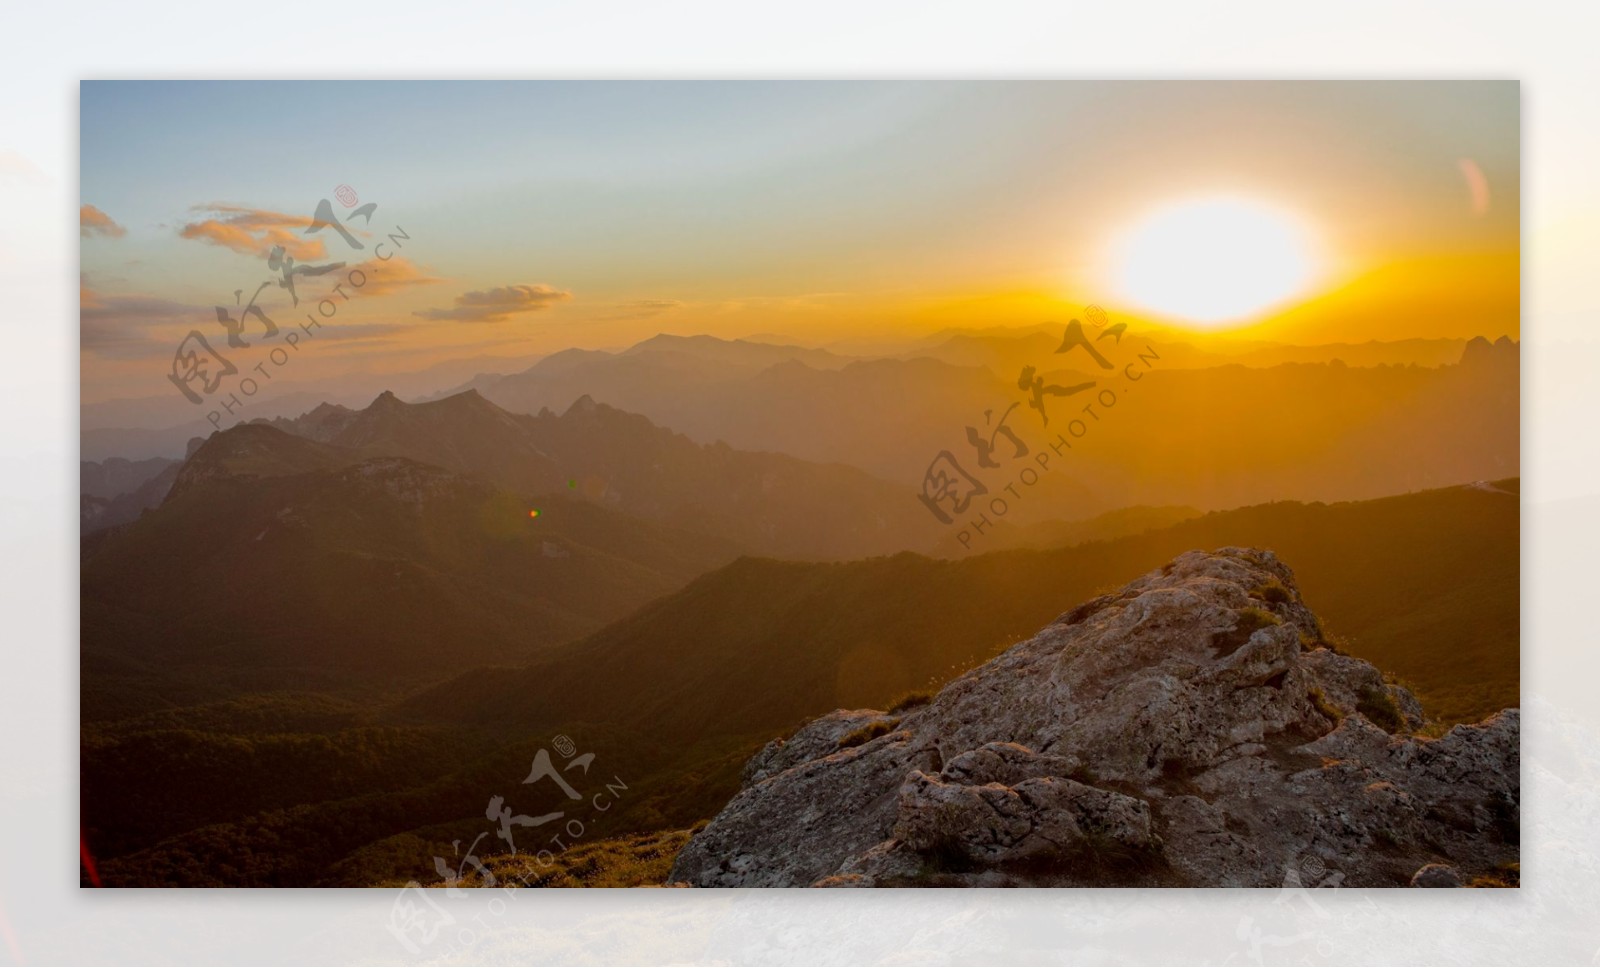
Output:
[[670, 548, 1519, 888], [166, 423, 344, 500], [337, 457, 482, 513], [257, 402, 359, 443], [1460, 335, 1519, 368], [564, 393, 599, 417]]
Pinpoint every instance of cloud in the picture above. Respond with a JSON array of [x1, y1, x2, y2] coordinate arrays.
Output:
[[304, 321, 411, 349], [602, 298, 683, 320], [80, 277, 204, 359], [342, 256, 447, 296], [414, 284, 572, 322], [81, 204, 126, 239], [178, 204, 328, 260]]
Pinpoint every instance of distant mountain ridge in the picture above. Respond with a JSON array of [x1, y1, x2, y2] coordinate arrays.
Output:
[[414, 478, 1519, 746], [84, 438, 742, 687], [80, 456, 183, 533], [256, 388, 936, 560], [436, 333, 1520, 516], [81, 456, 178, 499], [81, 478, 1518, 886]]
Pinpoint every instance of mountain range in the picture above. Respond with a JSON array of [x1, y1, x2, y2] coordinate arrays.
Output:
[[255, 387, 936, 559], [77, 329, 1521, 889], [416, 478, 1518, 748], [82, 426, 742, 697], [83, 478, 1518, 886], [445, 333, 1520, 516]]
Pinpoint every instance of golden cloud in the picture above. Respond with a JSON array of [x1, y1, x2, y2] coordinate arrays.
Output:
[[178, 204, 328, 260], [342, 256, 447, 296], [80, 204, 126, 239], [414, 284, 572, 322], [603, 298, 683, 320], [80, 277, 203, 359]]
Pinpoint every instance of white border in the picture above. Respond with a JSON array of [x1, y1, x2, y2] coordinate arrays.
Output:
[[5, 2, 1596, 964]]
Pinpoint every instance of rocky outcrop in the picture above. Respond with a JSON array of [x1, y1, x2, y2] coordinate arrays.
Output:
[[670, 548, 1519, 888]]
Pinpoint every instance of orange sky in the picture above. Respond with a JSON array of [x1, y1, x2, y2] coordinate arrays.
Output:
[[80, 81, 1518, 403]]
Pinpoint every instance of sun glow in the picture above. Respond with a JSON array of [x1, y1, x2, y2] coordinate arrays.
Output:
[[1109, 196, 1320, 327]]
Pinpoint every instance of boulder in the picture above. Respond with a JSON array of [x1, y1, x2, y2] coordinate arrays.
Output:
[[670, 548, 1519, 887]]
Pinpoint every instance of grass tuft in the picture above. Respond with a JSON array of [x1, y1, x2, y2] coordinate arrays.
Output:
[[1250, 578, 1293, 605], [887, 691, 933, 714], [1308, 686, 1344, 725], [1357, 686, 1406, 734], [838, 718, 898, 749], [1238, 606, 1283, 632]]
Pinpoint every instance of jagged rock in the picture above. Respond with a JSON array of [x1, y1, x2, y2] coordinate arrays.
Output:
[[893, 770, 1155, 866], [740, 709, 890, 785], [939, 741, 1081, 787], [1411, 863, 1463, 887], [670, 548, 1520, 887]]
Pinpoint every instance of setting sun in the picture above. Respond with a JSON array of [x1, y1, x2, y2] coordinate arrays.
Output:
[[1109, 196, 1320, 327]]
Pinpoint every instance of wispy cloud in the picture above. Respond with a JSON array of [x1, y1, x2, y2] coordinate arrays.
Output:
[[414, 284, 572, 322], [80, 204, 126, 239], [177, 203, 327, 260], [341, 256, 447, 297], [712, 291, 856, 315], [601, 298, 683, 321], [80, 276, 203, 359]]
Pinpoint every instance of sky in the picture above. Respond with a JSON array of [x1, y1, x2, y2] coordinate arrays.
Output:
[[79, 80, 1519, 404]]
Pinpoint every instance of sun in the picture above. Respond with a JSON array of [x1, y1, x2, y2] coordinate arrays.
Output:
[[1108, 196, 1319, 327]]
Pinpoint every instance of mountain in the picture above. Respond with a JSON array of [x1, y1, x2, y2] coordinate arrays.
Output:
[[1460, 334, 1521, 370], [463, 333, 1517, 518], [622, 333, 851, 370], [164, 422, 350, 498], [80, 352, 550, 459], [83, 481, 1517, 886], [914, 329, 1474, 374], [414, 479, 1518, 746], [670, 549, 1518, 888], [311, 389, 564, 495], [454, 335, 1014, 482], [256, 401, 360, 442], [81, 456, 179, 499], [82, 427, 742, 693], [80, 457, 184, 533], [929, 504, 1202, 557], [428, 334, 853, 411], [81, 390, 380, 462], [261, 388, 937, 560], [84, 330, 1512, 510], [1032, 350, 1520, 513]]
